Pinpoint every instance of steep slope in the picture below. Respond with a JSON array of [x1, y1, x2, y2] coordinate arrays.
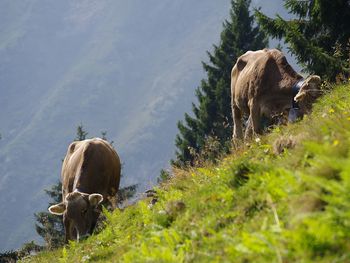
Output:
[[23, 84, 350, 262], [0, 0, 232, 250], [0, 0, 291, 251]]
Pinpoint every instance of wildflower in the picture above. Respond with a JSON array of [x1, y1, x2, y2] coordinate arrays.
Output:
[[82, 255, 91, 262]]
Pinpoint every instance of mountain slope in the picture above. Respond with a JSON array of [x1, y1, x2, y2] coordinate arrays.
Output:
[[0, 0, 232, 250], [0, 0, 292, 251], [23, 84, 350, 262]]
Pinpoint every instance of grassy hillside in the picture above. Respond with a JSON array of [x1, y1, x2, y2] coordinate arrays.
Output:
[[0, 0, 232, 250], [22, 83, 350, 262]]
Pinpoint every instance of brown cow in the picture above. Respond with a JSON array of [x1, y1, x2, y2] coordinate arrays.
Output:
[[231, 49, 321, 139], [49, 138, 121, 241]]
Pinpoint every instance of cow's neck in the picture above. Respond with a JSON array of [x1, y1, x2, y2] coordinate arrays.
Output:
[[292, 78, 304, 108]]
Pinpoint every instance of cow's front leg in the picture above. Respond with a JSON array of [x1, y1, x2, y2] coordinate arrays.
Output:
[[63, 215, 74, 243], [232, 105, 244, 140]]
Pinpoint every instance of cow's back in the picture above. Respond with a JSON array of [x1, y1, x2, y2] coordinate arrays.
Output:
[[231, 49, 302, 111], [61, 138, 121, 200]]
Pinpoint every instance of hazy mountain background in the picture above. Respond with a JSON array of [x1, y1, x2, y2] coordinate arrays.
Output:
[[0, 0, 289, 251]]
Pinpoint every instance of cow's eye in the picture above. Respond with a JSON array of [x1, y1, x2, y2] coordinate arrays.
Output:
[[81, 209, 87, 215]]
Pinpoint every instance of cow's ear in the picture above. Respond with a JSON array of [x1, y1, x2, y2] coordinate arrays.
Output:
[[48, 203, 66, 215], [307, 75, 321, 85], [88, 194, 103, 206]]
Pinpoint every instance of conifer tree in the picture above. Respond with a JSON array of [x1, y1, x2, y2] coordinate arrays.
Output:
[[75, 123, 88, 141], [256, 0, 350, 81], [34, 182, 64, 249], [173, 0, 267, 166]]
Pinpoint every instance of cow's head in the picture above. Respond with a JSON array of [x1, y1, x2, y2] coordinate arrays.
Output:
[[294, 75, 322, 114], [48, 191, 103, 241]]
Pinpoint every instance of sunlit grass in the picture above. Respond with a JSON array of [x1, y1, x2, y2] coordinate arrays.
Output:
[[22, 84, 350, 262]]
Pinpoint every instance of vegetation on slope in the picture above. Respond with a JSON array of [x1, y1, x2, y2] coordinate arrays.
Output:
[[22, 83, 350, 262]]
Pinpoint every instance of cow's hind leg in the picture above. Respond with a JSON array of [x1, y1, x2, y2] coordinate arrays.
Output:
[[232, 105, 244, 140], [245, 116, 253, 139], [245, 99, 261, 139]]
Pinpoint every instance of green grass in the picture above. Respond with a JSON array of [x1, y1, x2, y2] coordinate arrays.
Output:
[[22, 84, 350, 263]]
